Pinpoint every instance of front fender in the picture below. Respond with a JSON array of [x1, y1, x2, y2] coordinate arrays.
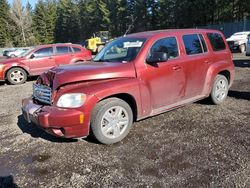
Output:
[[54, 78, 143, 121], [2, 63, 29, 78]]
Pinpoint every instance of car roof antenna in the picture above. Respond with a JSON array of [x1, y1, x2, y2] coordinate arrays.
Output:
[[124, 16, 137, 37]]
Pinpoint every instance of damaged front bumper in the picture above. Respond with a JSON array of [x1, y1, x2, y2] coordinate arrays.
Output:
[[21, 98, 89, 138]]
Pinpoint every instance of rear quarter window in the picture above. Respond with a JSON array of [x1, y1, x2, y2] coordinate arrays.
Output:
[[207, 33, 226, 51], [73, 47, 81, 53]]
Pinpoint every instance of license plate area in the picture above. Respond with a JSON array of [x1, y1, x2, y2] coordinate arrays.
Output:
[[22, 102, 42, 123]]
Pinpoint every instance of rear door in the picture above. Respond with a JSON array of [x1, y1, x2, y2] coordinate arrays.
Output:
[[29, 47, 55, 75], [180, 33, 211, 98], [54, 45, 74, 65]]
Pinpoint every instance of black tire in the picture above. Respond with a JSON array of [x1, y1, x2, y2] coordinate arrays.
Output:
[[210, 75, 229, 105], [7, 67, 27, 85], [91, 97, 133, 144]]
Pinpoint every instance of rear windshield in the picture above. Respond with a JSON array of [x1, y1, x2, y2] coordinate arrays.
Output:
[[207, 33, 226, 51]]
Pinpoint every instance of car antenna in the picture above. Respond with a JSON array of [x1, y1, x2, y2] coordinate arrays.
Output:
[[124, 16, 137, 37]]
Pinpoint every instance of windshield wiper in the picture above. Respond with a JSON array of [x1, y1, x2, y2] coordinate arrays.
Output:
[[93, 59, 110, 62]]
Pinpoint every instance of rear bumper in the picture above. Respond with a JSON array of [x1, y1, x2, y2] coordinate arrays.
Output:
[[21, 98, 90, 138]]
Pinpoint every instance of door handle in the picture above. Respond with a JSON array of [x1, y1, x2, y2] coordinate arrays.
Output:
[[172, 65, 181, 71], [204, 60, 211, 64], [48, 57, 53, 59]]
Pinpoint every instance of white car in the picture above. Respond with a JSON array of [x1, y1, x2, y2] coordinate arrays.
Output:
[[226, 31, 250, 53], [6, 48, 29, 58]]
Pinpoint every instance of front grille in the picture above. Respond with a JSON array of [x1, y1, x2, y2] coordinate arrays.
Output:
[[33, 84, 52, 105]]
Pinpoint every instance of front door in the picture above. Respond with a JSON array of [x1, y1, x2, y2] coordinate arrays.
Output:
[[141, 37, 185, 110], [29, 47, 55, 75]]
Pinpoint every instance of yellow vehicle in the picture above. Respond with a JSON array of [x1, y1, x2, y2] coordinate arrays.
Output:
[[84, 31, 110, 54]]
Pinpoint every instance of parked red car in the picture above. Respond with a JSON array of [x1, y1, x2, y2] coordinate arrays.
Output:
[[0, 43, 92, 84], [22, 29, 235, 144]]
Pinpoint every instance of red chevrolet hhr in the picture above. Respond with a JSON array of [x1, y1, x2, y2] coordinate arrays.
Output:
[[0, 43, 92, 84]]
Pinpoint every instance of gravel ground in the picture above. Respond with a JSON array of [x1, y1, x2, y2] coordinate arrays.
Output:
[[0, 54, 249, 188]]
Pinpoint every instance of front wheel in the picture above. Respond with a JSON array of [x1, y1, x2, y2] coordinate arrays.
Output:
[[210, 75, 229, 105], [91, 98, 133, 144], [6, 67, 27, 85]]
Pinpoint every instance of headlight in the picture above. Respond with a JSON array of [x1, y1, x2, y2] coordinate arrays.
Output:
[[57, 93, 86, 108], [0, 64, 4, 69]]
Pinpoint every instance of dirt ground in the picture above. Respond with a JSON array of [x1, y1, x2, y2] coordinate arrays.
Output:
[[0, 54, 249, 188]]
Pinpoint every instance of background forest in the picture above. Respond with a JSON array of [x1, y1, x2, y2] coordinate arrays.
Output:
[[0, 0, 249, 47]]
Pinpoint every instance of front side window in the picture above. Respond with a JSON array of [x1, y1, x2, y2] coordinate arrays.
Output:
[[93, 37, 146, 62], [56, 46, 72, 55], [207, 33, 226, 51], [148, 37, 179, 60], [33, 47, 53, 58], [183, 34, 204, 55]]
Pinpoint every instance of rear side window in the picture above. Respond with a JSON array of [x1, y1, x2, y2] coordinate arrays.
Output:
[[207, 33, 226, 51], [149, 37, 179, 59], [73, 47, 81, 52], [56, 46, 72, 55], [183, 34, 204, 55]]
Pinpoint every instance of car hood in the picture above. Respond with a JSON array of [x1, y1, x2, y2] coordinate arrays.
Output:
[[38, 61, 136, 90], [226, 35, 248, 41], [0, 57, 24, 64]]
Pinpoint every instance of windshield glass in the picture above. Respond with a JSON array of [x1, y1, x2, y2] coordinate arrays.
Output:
[[20, 47, 35, 57], [93, 37, 146, 62]]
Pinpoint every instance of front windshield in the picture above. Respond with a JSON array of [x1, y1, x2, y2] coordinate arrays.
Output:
[[20, 47, 35, 57], [93, 37, 146, 62]]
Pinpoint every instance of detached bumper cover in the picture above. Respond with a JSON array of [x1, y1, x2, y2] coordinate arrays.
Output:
[[21, 98, 89, 138]]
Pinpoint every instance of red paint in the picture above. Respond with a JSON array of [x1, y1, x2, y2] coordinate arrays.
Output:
[[0, 43, 92, 81], [22, 29, 235, 138]]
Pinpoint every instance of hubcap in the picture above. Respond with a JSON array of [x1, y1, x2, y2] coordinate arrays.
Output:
[[10, 70, 24, 83], [215, 79, 227, 101], [101, 106, 129, 139]]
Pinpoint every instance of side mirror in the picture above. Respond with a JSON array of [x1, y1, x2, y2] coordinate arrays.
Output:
[[30, 54, 35, 59], [146, 52, 168, 64]]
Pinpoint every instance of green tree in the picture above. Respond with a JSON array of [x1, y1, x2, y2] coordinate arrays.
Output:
[[55, 0, 80, 43], [9, 0, 34, 46], [0, 0, 11, 47], [33, 0, 57, 44], [92, 0, 110, 32]]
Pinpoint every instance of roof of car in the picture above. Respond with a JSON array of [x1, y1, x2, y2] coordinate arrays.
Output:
[[233, 32, 250, 35], [35, 43, 82, 48], [126, 29, 221, 38]]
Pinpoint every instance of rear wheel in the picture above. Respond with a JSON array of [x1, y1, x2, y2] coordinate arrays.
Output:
[[210, 75, 229, 105], [7, 67, 27, 85], [91, 98, 133, 144]]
